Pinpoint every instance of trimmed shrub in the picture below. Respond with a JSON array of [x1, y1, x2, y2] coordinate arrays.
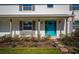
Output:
[[0, 35, 12, 43], [74, 30, 79, 37], [21, 37, 31, 42], [59, 36, 77, 47], [31, 36, 38, 42]]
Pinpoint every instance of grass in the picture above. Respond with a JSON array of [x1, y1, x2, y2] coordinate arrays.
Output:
[[0, 47, 61, 54]]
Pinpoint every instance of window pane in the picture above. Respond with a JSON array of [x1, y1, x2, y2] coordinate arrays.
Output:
[[70, 4, 79, 10], [23, 6, 32, 10], [23, 26, 32, 30], [73, 26, 79, 29], [47, 4, 53, 8], [73, 21, 79, 29], [19, 4, 33, 11], [73, 21, 79, 25], [23, 21, 32, 30]]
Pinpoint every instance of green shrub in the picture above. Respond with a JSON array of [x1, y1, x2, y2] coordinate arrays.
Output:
[[12, 36, 20, 42], [20, 37, 31, 42], [40, 36, 50, 42], [31, 36, 38, 42], [59, 30, 79, 48], [46, 35, 51, 40], [74, 30, 79, 37], [11, 42, 17, 47], [0, 35, 12, 43], [59, 36, 77, 47]]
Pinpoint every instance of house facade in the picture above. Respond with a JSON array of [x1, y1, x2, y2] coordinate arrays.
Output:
[[0, 4, 78, 38]]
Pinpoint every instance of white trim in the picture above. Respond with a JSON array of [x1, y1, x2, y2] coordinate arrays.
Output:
[[0, 14, 74, 18]]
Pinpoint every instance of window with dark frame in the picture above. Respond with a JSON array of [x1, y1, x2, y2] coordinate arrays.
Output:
[[70, 4, 79, 10], [47, 4, 53, 8], [23, 21, 32, 30], [20, 21, 35, 30], [19, 4, 33, 11], [73, 21, 79, 29]]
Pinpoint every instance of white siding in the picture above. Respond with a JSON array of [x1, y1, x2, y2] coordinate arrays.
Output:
[[0, 5, 72, 15], [0, 18, 10, 36]]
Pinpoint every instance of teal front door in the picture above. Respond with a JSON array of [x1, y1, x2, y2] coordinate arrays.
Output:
[[45, 20, 56, 36]]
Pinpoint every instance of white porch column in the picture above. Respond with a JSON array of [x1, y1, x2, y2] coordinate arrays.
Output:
[[10, 19, 12, 37], [37, 19, 40, 40]]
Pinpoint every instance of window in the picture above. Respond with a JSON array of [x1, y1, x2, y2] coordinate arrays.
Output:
[[70, 4, 79, 10], [23, 21, 32, 30], [47, 4, 53, 8], [19, 4, 33, 11], [73, 21, 79, 25], [20, 21, 35, 30], [73, 21, 79, 29]]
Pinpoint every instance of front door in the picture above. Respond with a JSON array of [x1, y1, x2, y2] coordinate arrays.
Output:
[[45, 20, 56, 36]]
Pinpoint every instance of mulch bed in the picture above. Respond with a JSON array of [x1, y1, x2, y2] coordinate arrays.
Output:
[[0, 40, 54, 48]]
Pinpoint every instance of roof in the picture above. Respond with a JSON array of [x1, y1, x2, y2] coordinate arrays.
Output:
[[0, 14, 74, 18]]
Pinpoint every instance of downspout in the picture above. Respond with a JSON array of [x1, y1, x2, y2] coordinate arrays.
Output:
[[72, 9, 74, 21]]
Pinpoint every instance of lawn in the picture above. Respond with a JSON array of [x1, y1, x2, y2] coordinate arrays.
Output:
[[0, 47, 61, 54]]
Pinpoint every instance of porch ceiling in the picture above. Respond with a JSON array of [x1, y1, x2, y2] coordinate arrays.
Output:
[[0, 14, 74, 18]]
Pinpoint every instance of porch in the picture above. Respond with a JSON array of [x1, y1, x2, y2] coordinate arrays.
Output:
[[0, 14, 73, 38]]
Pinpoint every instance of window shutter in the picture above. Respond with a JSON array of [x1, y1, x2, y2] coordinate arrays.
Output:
[[32, 21, 35, 30], [20, 21, 22, 30], [70, 5, 73, 10], [19, 4, 22, 11], [32, 4, 35, 11]]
